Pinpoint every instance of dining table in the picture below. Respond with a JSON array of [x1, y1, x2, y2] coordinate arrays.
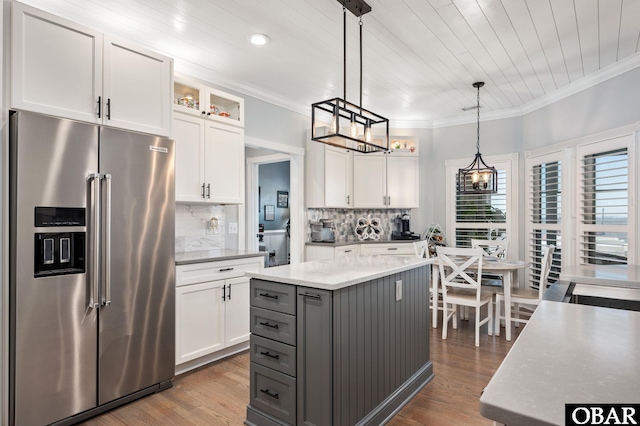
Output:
[[432, 257, 529, 341]]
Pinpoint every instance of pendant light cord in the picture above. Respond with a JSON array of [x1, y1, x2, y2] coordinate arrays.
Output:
[[359, 17, 363, 112], [476, 83, 481, 155], [343, 7, 347, 101]]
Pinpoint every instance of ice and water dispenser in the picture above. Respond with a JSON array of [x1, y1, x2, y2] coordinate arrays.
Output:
[[33, 207, 86, 277]]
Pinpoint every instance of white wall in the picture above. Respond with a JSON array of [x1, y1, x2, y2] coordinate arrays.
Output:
[[427, 66, 640, 257], [522, 67, 640, 149]]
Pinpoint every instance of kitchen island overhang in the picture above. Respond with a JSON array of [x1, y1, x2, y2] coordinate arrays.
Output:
[[245, 254, 435, 426]]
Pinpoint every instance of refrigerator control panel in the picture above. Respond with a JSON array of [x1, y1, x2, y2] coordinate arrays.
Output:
[[35, 206, 85, 227]]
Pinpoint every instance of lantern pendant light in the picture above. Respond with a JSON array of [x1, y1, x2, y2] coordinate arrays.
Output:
[[457, 82, 498, 194], [310, 0, 389, 153]]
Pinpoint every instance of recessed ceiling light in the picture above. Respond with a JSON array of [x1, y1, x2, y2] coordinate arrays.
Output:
[[249, 34, 269, 46]]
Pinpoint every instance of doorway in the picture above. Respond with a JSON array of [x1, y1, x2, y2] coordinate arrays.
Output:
[[245, 137, 304, 264]]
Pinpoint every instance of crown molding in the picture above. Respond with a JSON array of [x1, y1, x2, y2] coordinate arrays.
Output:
[[175, 51, 640, 130]]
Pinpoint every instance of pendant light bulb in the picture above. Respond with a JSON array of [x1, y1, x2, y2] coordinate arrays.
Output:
[[330, 104, 339, 134], [364, 119, 372, 142], [350, 113, 358, 138]]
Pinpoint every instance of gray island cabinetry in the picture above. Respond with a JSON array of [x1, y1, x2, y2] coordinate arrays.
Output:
[[245, 255, 434, 426]]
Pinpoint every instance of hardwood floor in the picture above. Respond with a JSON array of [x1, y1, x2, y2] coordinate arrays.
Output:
[[81, 313, 522, 426]]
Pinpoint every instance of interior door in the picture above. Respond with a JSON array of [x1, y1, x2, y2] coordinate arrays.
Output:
[[97, 127, 175, 404], [11, 111, 99, 425]]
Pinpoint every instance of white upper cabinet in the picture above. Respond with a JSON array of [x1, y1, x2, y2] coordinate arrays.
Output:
[[173, 113, 206, 203], [305, 130, 353, 208], [203, 121, 244, 204], [173, 74, 245, 127], [353, 143, 419, 209], [386, 154, 419, 208], [102, 36, 172, 136], [353, 153, 387, 208], [11, 2, 103, 124], [11, 2, 172, 136], [172, 76, 244, 204]]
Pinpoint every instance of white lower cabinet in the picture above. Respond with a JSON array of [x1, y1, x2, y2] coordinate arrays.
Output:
[[306, 242, 416, 261], [175, 257, 262, 373], [359, 242, 415, 256], [305, 244, 359, 262]]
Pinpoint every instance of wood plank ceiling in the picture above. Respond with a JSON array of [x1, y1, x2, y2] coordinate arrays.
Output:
[[20, 0, 640, 127]]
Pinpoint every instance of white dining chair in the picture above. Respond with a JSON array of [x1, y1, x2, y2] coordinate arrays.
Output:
[[495, 245, 555, 336], [414, 239, 445, 328], [471, 238, 509, 288], [436, 246, 494, 347], [471, 238, 509, 258]]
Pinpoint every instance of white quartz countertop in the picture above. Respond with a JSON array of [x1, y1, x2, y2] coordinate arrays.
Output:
[[480, 301, 640, 426], [560, 264, 640, 288], [245, 254, 434, 290], [305, 239, 418, 247], [175, 249, 267, 265]]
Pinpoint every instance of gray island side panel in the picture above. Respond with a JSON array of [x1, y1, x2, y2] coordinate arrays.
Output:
[[247, 263, 433, 426]]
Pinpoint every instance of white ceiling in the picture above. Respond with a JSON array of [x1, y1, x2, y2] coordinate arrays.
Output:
[[19, 0, 640, 127]]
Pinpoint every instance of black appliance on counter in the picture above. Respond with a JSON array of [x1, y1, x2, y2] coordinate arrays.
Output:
[[391, 214, 420, 240]]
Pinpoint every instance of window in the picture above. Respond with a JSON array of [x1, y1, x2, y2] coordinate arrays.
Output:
[[454, 170, 507, 246], [528, 157, 562, 288], [446, 154, 518, 255], [579, 143, 629, 265]]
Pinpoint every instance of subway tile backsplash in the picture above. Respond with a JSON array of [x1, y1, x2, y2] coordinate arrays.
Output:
[[306, 208, 411, 241]]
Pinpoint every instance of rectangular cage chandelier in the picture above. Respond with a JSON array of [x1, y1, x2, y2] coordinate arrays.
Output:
[[311, 0, 389, 154]]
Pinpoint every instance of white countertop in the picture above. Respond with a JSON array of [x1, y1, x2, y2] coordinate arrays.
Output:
[[560, 264, 640, 288], [175, 249, 266, 265], [480, 301, 640, 426], [245, 254, 434, 290]]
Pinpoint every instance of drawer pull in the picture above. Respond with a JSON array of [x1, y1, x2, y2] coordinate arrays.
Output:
[[219, 267, 234, 272], [259, 292, 279, 300], [259, 321, 279, 329], [260, 351, 280, 360], [344, 249, 352, 253], [302, 293, 322, 300], [387, 247, 398, 251], [260, 388, 279, 400]]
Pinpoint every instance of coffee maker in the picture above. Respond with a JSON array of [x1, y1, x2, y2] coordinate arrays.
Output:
[[391, 213, 420, 240]]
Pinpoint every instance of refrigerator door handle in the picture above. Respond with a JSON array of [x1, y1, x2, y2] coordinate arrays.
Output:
[[103, 174, 112, 306], [87, 173, 101, 309]]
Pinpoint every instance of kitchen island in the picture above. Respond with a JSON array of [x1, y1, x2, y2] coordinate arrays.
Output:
[[245, 255, 434, 426], [480, 301, 640, 425], [245, 255, 433, 426]]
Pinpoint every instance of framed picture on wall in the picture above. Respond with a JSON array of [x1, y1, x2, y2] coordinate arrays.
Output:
[[264, 205, 275, 221], [277, 191, 288, 208]]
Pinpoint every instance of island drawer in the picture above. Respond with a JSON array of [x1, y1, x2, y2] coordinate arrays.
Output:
[[250, 362, 296, 425], [250, 307, 296, 346], [250, 279, 296, 315], [250, 335, 296, 377]]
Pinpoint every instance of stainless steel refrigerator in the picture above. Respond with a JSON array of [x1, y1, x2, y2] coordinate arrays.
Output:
[[9, 111, 175, 426]]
